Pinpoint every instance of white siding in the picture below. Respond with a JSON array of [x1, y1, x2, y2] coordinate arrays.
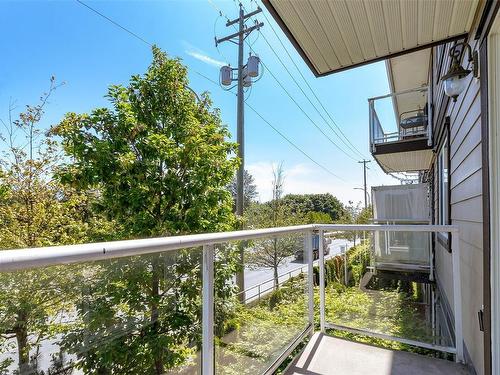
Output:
[[433, 38, 484, 374]]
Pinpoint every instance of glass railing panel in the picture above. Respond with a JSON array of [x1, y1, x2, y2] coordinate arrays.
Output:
[[214, 233, 309, 374], [0, 247, 202, 374], [370, 87, 430, 146], [324, 231, 453, 350], [373, 230, 430, 266]]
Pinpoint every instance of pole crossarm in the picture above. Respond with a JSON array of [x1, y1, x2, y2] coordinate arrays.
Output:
[[215, 23, 264, 45], [226, 7, 262, 26]]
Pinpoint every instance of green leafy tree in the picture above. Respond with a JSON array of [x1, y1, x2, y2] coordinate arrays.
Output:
[[338, 201, 373, 245], [305, 211, 333, 224], [0, 80, 114, 373], [228, 169, 258, 210], [281, 193, 344, 221], [53, 47, 239, 374]]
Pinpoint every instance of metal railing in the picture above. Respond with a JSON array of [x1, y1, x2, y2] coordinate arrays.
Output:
[[368, 86, 433, 152], [0, 224, 463, 374]]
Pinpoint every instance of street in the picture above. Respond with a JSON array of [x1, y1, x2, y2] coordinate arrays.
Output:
[[242, 238, 353, 302]]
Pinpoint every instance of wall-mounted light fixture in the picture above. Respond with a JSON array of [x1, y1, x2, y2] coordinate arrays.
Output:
[[441, 42, 478, 102]]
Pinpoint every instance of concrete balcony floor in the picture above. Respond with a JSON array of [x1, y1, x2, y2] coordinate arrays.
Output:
[[286, 333, 469, 375]]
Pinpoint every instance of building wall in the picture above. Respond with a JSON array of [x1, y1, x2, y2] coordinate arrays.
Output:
[[432, 37, 484, 374]]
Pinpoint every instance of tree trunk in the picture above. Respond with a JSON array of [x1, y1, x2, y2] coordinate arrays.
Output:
[[15, 309, 30, 374], [273, 265, 279, 290], [150, 261, 164, 375], [273, 238, 279, 289]]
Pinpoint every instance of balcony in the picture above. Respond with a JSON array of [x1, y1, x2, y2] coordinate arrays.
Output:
[[0, 224, 466, 374], [369, 87, 433, 173]]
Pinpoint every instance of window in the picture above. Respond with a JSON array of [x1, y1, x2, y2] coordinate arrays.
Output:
[[437, 135, 449, 244]]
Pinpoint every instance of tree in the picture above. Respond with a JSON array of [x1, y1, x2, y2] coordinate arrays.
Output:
[[281, 193, 345, 221], [0, 80, 114, 373], [338, 201, 373, 245], [245, 163, 304, 288], [228, 169, 258, 210], [305, 211, 333, 224], [356, 205, 373, 225], [53, 47, 239, 373]]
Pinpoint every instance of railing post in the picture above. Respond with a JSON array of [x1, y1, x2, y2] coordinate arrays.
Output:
[[427, 85, 433, 147], [429, 232, 434, 281], [202, 244, 215, 375], [344, 245, 348, 285], [319, 229, 326, 333], [306, 230, 314, 330], [258, 284, 261, 302], [452, 232, 464, 363], [369, 99, 374, 152]]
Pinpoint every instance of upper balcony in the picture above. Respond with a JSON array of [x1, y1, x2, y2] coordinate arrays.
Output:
[[369, 87, 433, 174]]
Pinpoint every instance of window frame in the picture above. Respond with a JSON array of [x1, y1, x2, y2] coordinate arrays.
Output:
[[436, 126, 451, 251]]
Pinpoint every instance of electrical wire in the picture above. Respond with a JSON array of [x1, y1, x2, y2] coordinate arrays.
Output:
[[224, 2, 360, 162], [253, 20, 367, 161], [194, 70, 345, 182], [75, 0, 346, 183], [75, 0, 152, 47], [245, 101, 346, 181], [255, 57, 360, 162], [255, 30, 361, 161], [249, 0, 369, 160]]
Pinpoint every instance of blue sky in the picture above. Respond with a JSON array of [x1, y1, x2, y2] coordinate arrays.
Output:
[[0, 0, 399, 204]]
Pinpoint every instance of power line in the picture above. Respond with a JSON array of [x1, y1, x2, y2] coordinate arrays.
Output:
[[245, 102, 346, 181], [194, 71, 345, 182], [214, 0, 358, 162], [253, 17, 367, 161], [75, 0, 345, 183], [249, 0, 369, 160], [75, 0, 152, 47], [256, 30, 362, 161], [258, 58, 359, 162]]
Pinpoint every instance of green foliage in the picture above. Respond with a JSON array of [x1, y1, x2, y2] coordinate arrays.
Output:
[[50, 47, 240, 374], [228, 169, 258, 211], [304, 211, 332, 224], [281, 193, 345, 222], [347, 243, 371, 286], [53, 46, 238, 238], [0, 80, 115, 373], [215, 276, 309, 374]]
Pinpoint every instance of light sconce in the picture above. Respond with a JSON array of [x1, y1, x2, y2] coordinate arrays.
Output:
[[441, 42, 478, 102]]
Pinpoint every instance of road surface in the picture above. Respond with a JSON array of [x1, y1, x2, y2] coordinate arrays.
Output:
[[241, 238, 353, 302]]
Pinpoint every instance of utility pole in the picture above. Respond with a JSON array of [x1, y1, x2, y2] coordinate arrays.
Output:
[[216, 5, 263, 217], [358, 160, 371, 209], [216, 4, 263, 300]]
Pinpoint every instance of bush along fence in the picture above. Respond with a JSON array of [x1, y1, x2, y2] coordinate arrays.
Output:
[[312, 243, 371, 287]]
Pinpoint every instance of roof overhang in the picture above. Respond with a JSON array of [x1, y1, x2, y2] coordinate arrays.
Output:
[[263, 0, 480, 77]]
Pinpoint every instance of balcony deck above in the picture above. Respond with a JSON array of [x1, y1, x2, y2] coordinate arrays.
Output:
[[369, 87, 433, 173], [286, 333, 468, 375]]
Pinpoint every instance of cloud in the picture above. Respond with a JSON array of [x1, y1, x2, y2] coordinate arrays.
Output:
[[186, 51, 226, 67], [183, 41, 227, 67]]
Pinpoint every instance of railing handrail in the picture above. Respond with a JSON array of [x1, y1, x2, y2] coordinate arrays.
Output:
[[367, 86, 429, 102], [0, 224, 458, 272]]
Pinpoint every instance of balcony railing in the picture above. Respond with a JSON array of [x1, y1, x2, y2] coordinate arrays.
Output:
[[0, 224, 463, 374], [369, 86, 433, 153]]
